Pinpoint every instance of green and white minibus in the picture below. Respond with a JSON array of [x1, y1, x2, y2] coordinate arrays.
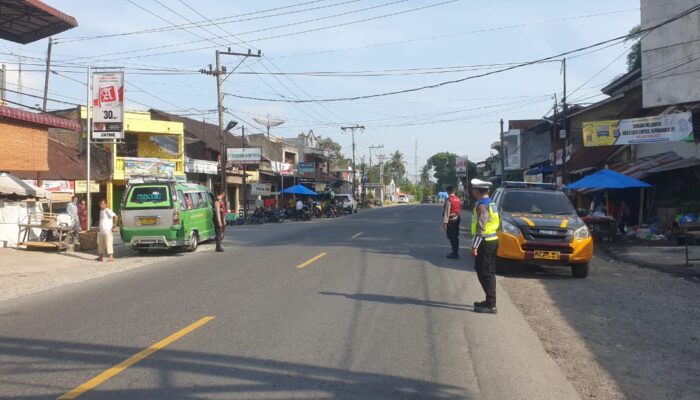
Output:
[[120, 179, 216, 252]]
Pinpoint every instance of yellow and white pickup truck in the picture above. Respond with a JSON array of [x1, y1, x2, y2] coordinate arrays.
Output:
[[491, 182, 593, 278]]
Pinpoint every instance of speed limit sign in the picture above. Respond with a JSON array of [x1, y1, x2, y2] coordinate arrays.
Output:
[[92, 71, 124, 140]]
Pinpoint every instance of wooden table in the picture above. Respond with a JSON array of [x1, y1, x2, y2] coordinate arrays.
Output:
[[680, 222, 700, 266], [582, 216, 617, 243], [18, 223, 72, 253]]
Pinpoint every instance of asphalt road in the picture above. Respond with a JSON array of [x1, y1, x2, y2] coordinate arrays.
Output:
[[0, 205, 579, 400]]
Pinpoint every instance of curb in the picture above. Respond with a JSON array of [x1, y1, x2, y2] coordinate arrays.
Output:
[[604, 246, 700, 280]]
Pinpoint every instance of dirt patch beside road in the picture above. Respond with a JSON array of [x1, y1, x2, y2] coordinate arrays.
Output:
[[500, 255, 700, 400], [0, 239, 216, 302]]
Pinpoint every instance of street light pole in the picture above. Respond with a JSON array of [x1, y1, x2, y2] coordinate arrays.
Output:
[[500, 119, 505, 185]]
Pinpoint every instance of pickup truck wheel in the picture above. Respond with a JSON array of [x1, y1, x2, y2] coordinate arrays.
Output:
[[572, 263, 589, 278], [187, 232, 199, 252]]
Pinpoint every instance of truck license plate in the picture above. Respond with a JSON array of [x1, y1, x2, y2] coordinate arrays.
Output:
[[138, 217, 158, 226], [534, 250, 561, 260]]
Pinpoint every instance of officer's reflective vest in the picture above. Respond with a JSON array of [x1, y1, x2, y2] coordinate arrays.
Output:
[[448, 194, 461, 217], [471, 198, 500, 241]]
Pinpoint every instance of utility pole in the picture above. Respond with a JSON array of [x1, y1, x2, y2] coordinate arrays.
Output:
[[341, 125, 364, 198], [86, 66, 92, 227], [414, 139, 418, 184], [368, 144, 384, 179], [499, 119, 505, 185], [360, 155, 366, 207], [0, 64, 6, 105], [560, 58, 568, 186], [377, 153, 386, 203], [42, 37, 53, 112], [368, 144, 383, 202], [552, 94, 559, 184], [242, 125, 248, 216], [200, 48, 261, 205]]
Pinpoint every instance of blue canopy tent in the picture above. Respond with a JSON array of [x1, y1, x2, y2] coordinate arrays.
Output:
[[281, 184, 318, 196], [566, 169, 653, 227], [566, 169, 653, 190]]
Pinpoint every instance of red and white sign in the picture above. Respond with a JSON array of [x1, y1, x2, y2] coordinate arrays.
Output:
[[92, 71, 124, 140], [42, 180, 74, 193]]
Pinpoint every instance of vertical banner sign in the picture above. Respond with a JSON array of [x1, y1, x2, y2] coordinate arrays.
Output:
[[455, 156, 468, 177], [92, 71, 124, 140]]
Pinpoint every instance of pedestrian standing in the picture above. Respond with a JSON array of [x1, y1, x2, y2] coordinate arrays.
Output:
[[443, 185, 462, 259], [78, 198, 88, 231], [470, 179, 500, 314], [66, 195, 80, 239], [96, 198, 117, 262], [295, 197, 304, 220], [213, 191, 226, 252]]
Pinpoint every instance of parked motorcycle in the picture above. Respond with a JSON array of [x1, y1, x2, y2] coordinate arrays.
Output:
[[264, 208, 286, 223]]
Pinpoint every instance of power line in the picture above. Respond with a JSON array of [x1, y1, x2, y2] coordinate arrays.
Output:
[[56, 0, 346, 43], [224, 3, 700, 102], [57, 0, 456, 64], [270, 8, 638, 60]]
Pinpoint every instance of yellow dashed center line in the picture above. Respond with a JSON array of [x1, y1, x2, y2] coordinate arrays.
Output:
[[296, 252, 328, 269], [58, 316, 215, 399]]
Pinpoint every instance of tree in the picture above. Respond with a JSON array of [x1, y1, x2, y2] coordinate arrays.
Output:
[[425, 152, 458, 190], [424, 152, 477, 192], [319, 137, 350, 169], [384, 150, 406, 184], [626, 25, 641, 71]]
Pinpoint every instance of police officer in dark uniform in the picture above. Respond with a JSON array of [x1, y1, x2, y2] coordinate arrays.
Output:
[[443, 185, 462, 259], [470, 179, 500, 314], [213, 191, 226, 252]]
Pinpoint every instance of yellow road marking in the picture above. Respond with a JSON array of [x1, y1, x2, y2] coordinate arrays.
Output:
[[519, 217, 536, 227], [351, 232, 363, 239], [560, 218, 569, 228], [58, 316, 215, 400], [296, 252, 328, 269]]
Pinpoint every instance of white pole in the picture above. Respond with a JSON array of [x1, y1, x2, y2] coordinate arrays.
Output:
[[86, 66, 92, 227]]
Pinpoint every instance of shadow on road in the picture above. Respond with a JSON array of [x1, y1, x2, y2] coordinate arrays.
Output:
[[319, 291, 473, 311], [0, 336, 471, 399]]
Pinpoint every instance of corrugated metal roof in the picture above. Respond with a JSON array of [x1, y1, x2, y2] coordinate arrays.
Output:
[[508, 120, 543, 130], [0, 0, 78, 44], [0, 105, 81, 132], [610, 151, 682, 179]]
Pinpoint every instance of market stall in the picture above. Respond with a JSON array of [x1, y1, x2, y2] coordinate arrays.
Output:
[[566, 169, 653, 242]]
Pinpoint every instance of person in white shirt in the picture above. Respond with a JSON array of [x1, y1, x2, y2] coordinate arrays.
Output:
[[66, 195, 79, 238], [295, 197, 304, 220], [97, 198, 118, 262]]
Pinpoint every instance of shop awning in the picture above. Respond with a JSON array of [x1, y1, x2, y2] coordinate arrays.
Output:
[[0, 105, 81, 132], [0, 0, 78, 44], [0, 172, 52, 198], [647, 156, 700, 174]]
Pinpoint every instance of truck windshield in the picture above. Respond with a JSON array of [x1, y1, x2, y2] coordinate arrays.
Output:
[[124, 185, 172, 209], [501, 191, 575, 215]]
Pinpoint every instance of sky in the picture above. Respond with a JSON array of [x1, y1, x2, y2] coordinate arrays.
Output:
[[0, 0, 641, 180]]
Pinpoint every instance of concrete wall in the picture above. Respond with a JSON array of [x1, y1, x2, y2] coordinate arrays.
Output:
[[641, 0, 700, 107], [521, 129, 551, 168]]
